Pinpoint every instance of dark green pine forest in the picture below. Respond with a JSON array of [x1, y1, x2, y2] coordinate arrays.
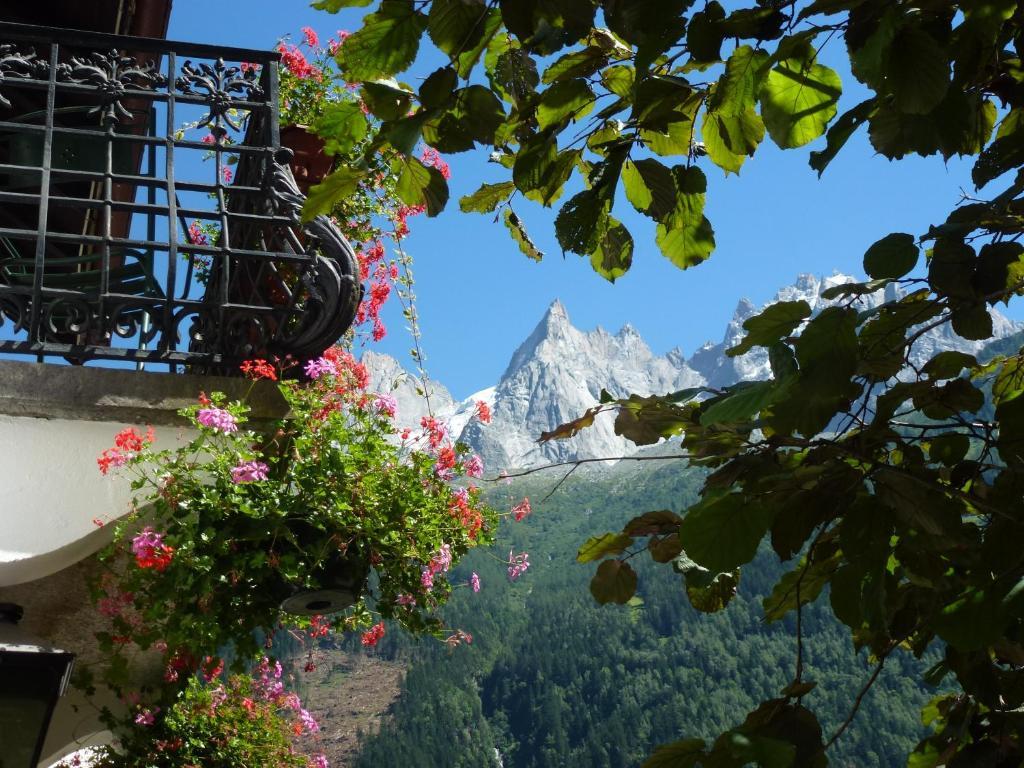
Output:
[[350, 459, 937, 768]]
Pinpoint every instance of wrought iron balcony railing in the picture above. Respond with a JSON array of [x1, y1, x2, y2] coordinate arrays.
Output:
[[0, 22, 360, 371]]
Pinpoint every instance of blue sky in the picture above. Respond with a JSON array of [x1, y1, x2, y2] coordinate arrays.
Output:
[[168, 1, 1013, 400]]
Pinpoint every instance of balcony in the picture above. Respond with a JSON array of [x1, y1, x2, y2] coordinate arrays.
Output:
[[0, 21, 360, 371], [0, 24, 361, 763]]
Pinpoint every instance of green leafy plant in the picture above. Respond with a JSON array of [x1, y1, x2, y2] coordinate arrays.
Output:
[[307, 0, 1024, 764], [85, 349, 494, 760]]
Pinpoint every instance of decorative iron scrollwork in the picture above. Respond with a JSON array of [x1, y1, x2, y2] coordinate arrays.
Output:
[[61, 50, 167, 125], [262, 148, 362, 357], [176, 58, 264, 137], [0, 44, 44, 109]]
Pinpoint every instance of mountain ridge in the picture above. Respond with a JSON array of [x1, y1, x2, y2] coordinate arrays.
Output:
[[365, 273, 1023, 472]]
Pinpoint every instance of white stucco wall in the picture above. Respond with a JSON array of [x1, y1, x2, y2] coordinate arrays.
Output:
[[0, 415, 142, 586]]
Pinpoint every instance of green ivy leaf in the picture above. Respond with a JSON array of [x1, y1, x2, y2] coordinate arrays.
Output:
[[337, 0, 427, 82], [459, 181, 515, 213], [503, 209, 544, 262], [760, 49, 842, 149], [577, 532, 634, 563], [394, 156, 449, 216], [863, 233, 919, 280], [590, 559, 638, 604], [727, 300, 811, 356]]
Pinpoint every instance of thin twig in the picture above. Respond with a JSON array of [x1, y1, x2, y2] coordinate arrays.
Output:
[[484, 453, 694, 482], [825, 645, 894, 749]]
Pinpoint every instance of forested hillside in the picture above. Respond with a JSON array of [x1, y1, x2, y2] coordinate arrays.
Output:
[[350, 460, 935, 767]]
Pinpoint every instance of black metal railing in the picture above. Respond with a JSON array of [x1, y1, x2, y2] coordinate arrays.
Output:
[[0, 22, 360, 371]]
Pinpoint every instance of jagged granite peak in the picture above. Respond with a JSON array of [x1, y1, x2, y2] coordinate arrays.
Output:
[[364, 273, 1024, 472]]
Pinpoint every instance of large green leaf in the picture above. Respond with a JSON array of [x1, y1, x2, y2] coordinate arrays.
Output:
[[537, 79, 595, 130], [863, 232, 919, 280], [809, 98, 876, 176], [760, 52, 842, 149], [679, 492, 774, 574], [301, 167, 367, 221], [702, 109, 765, 174], [727, 300, 811, 356], [312, 102, 369, 157], [427, 0, 489, 58], [763, 548, 841, 621], [542, 47, 607, 84], [590, 559, 638, 604], [711, 45, 770, 115], [313, 0, 372, 8], [700, 381, 778, 426], [590, 217, 634, 282], [655, 166, 715, 269], [886, 27, 949, 115], [621, 158, 676, 221], [337, 0, 427, 81], [394, 156, 449, 216], [460, 181, 515, 213], [456, 8, 502, 78], [555, 189, 611, 256]]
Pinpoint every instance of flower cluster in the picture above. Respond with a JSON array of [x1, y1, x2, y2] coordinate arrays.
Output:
[[241, 358, 278, 381], [361, 622, 385, 647], [512, 497, 532, 522], [231, 460, 269, 484], [97, 426, 154, 475], [508, 550, 530, 581], [131, 527, 175, 572], [94, 347, 495, 690], [197, 407, 238, 433]]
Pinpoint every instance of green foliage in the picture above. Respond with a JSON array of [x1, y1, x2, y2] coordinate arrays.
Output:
[[310, 0, 1021, 279], [308, 1, 1024, 764]]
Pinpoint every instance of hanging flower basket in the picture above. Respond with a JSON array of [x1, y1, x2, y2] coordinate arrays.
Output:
[[92, 349, 496, 670], [279, 124, 333, 193]]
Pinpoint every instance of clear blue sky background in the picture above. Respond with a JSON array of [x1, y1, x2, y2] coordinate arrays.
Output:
[[168, 1, 1019, 400]]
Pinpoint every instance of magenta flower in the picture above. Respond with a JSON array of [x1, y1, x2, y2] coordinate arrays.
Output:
[[507, 550, 530, 581], [470, 572, 480, 593], [373, 393, 398, 418], [197, 407, 238, 433], [396, 593, 417, 606], [230, 460, 269, 484], [134, 707, 159, 726], [420, 569, 434, 590], [512, 497, 532, 522], [464, 454, 484, 479], [310, 754, 330, 768], [131, 526, 164, 558], [304, 357, 336, 380]]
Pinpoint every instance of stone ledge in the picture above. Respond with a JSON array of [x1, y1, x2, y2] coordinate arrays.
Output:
[[0, 359, 288, 426]]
